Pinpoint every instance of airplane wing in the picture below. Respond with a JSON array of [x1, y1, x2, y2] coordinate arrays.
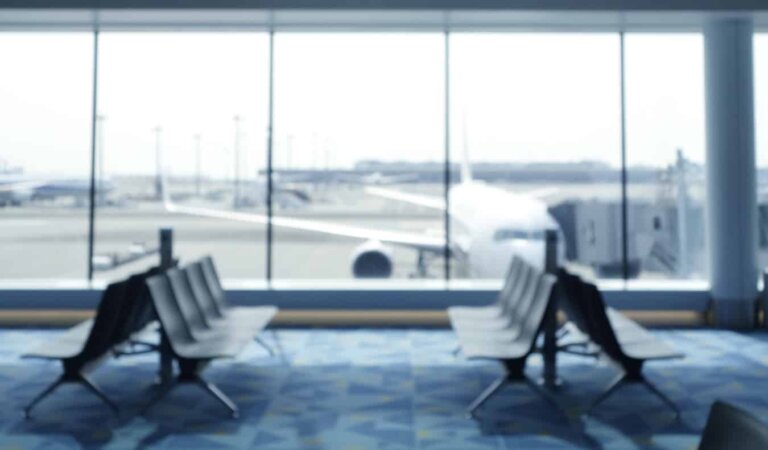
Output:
[[365, 186, 446, 211], [164, 198, 446, 253], [160, 156, 446, 252]]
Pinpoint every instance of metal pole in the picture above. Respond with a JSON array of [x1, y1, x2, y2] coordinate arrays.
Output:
[[233, 115, 241, 209], [195, 133, 202, 197], [619, 32, 630, 281], [86, 30, 100, 282], [157, 227, 174, 385], [541, 229, 561, 389], [266, 31, 275, 283], [443, 30, 452, 282], [154, 126, 163, 200]]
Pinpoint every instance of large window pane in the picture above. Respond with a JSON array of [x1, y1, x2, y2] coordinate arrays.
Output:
[[755, 34, 768, 273], [625, 34, 706, 281], [449, 33, 622, 280], [272, 33, 445, 282], [0, 33, 93, 282], [95, 33, 270, 282]]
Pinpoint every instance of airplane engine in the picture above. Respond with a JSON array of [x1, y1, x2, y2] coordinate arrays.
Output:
[[351, 240, 394, 278]]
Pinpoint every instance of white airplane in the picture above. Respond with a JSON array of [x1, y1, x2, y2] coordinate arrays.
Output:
[[162, 156, 564, 278], [0, 174, 114, 207]]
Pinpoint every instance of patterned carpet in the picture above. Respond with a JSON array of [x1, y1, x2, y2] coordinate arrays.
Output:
[[0, 328, 767, 449]]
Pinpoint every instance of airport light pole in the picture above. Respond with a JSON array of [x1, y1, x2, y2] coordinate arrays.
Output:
[[195, 133, 202, 197], [233, 115, 242, 208], [154, 126, 163, 200]]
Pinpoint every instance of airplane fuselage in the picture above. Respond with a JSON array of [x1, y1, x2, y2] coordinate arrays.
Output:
[[448, 182, 562, 278]]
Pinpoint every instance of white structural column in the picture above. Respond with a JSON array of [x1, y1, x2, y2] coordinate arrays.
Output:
[[704, 17, 758, 328]]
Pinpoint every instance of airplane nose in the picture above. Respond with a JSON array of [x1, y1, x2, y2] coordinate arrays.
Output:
[[504, 239, 546, 270]]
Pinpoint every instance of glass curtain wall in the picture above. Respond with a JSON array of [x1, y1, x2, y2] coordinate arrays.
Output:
[[0, 30, 712, 286], [94, 33, 270, 282], [624, 34, 707, 281], [271, 33, 446, 282], [448, 33, 622, 280], [0, 33, 93, 282]]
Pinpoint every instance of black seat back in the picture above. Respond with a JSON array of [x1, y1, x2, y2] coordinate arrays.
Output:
[[73, 280, 130, 364], [580, 281, 629, 366], [111, 266, 163, 344], [146, 273, 196, 352], [699, 401, 768, 450], [200, 256, 229, 316], [185, 262, 223, 322], [557, 269, 593, 336]]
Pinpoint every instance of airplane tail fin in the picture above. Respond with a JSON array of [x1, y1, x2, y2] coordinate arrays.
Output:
[[156, 135, 176, 212]]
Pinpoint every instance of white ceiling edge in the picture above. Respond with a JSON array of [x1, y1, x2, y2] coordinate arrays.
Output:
[[0, 9, 768, 32]]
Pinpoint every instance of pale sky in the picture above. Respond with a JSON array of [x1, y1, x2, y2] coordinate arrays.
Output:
[[0, 31, 764, 178]]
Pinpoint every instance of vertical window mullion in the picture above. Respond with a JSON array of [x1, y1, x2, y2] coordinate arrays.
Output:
[[444, 31, 452, 283], [87, 30, 100, 283], [266, 30, 275, 285], [619, 31, 629, 282]]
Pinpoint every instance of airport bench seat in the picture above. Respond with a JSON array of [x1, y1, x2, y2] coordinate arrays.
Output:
[[170, 336, 247, 360], [447, 257, 526, 327], [22, 266, 164, 418], [199, 256, 279, 323], [699, 401, 768, 450], [459, 338, 535, 360], [167, 268, 260, 346], [144, 271, 253, 418], [449, 265, 539, 336], [619, 338, 682, 361], [22, 280, 131, 418], [452, 267, 558, 418], [557, 269, 662, 351], [184, 262, 277, 354], [573, 279, 684, 417]]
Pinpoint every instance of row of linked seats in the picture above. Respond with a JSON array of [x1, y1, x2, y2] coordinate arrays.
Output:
[[448, 256, 682, 418], [23, 256, 277, 419]]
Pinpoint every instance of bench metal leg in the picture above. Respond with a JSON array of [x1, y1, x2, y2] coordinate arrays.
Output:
[[641, 378, 680, 419], [80, 375, 119, 414], [587, 373, 625, 412], [525, 377, 562, 410], [466, 375, 508, 418], [196, 379, 239, 418], [142, 375, 239, 419], [588, 373, 679, 419], [24, 377, 65, 419], [254, 335, 276, 356], [140, 380, 176, 415]]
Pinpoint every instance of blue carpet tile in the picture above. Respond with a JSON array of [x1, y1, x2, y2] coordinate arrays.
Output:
[[0, 328, 767, 449]]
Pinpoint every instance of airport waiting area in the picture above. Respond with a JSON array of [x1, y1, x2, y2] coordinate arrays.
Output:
[[0, 252, 766, 449], [7, 1, 768, 449]]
